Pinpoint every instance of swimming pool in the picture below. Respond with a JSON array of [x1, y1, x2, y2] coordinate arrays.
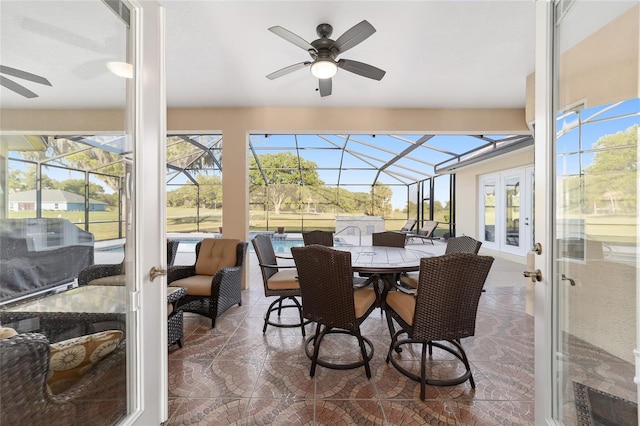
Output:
[[96, 234, 308, 254]]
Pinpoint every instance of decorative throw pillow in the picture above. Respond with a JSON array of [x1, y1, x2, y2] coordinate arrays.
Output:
[[48, 330, 123, 394], [0, 327, 17, 340]]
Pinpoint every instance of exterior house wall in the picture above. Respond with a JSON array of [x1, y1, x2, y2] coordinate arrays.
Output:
[[454, 148, 534, 261]]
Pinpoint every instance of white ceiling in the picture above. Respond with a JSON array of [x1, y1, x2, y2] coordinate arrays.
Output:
[[0, 1, 537, 110]]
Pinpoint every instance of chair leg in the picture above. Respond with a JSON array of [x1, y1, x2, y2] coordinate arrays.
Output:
[[291, 296, 306, 337], [451, 339, 475, 388], [309, 324, 328, 378], [263, 297, 282, 333], [420, 341, 428, 400], [355, 329, 371, 378]]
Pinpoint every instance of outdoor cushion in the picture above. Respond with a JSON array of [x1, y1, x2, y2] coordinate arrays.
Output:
[[353, 287, 376, 318], [399, 272, 419, 289], [48, 330, 123, 394], [89, 274, 126, 286], [194, 238, 239, 276], [0, 327, 17, 340], [170, 275, 213, 296], [266, 269, 300, 290], [386, 291, 415, 326]]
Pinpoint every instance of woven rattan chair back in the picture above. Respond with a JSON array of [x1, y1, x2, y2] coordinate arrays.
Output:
[[167, 239, 180, 267], [252, 234, 279, 282], [372, 231, 406, 248], [412, 253, 493, 341], [291, 245, 358, 329], [302, 230, 334, 247], [444, 235, 482, 254]]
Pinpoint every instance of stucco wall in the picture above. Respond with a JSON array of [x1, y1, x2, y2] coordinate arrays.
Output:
[[454, 147, 534, 261]]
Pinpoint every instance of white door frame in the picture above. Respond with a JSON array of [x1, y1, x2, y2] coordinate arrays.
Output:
[[534, 1, 555, 424], [122, 2, 168, 425]]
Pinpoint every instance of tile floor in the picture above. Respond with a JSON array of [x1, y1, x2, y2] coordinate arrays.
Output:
[[165, 241, 537, 425]]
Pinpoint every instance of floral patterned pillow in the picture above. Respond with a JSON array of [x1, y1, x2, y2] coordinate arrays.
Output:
[[48, 330, 123, 394]]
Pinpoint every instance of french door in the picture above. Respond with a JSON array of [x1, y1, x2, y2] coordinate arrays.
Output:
[[479, 166, 533, 256]]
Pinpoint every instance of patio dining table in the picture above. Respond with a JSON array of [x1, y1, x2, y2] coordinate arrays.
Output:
[[333, 245, 433, 303]]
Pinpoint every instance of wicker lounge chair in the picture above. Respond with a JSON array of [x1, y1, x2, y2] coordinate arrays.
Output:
[[385, 253, 494, 400], [252, 234, 309, 336], [168, 238, 247, 328], [398, 219, 417, 233], [405, 220, 439, 245], [291, 245, 377, 378], [302, 230, 334, 246]]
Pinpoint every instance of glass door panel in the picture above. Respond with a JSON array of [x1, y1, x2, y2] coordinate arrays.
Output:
[[481, 179, 496, 244], [505, 175, 521, 248], [0, 1, 133, 424], [553, 1, 639, 423]]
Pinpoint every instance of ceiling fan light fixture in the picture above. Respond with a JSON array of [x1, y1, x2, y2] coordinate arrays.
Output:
[[107, 61, 133, 79], [310, 60, 337, 79]]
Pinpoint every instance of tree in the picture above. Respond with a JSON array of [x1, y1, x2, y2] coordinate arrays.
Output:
[[371, 183, 393, 217], [59, 179, 106, 201], [8, 164, 58, 192], [583, 124, 637, 214], [249, 152, 323, 214]]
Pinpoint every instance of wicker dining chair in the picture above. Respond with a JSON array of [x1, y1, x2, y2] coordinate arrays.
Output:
[[167, 238, 247, 328], [445, 235, 482, 255], [302, 230, 334, 247], [291, 245, 377, 378], [361, 231, 407, 293], [399, 235, 482, 289], [372, 231, 407, 248], [385, 253, 494, 400], [252, 234, 309, 336]]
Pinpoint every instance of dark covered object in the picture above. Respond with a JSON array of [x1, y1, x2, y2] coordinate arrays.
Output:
[[0, 219, 94, 302]]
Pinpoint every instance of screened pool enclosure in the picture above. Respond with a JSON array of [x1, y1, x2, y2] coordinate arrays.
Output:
[[4, 133, 533, 240]]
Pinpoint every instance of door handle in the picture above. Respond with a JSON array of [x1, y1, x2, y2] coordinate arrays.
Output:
[[523, 269, 542, 282], [561, 274, 576, 286], [150, 266, 166, 282]]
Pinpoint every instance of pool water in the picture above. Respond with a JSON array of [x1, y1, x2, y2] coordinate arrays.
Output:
[[95, 236, 306, 253]]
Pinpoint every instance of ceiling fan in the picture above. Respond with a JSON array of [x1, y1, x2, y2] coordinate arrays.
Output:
[[0, 65, 52, 98], [266, 20, 386, 97]]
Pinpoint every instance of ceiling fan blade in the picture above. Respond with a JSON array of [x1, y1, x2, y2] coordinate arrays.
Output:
[[332, 20, 376, 54], [266, 62, 311, 80], [0, 75, 39, 98], [337, 59, 386, 81], [319, 78, 332, 97], [268, 26, 315, 51], [21, 17, 110, 55], [0, 65, 52, 86]]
